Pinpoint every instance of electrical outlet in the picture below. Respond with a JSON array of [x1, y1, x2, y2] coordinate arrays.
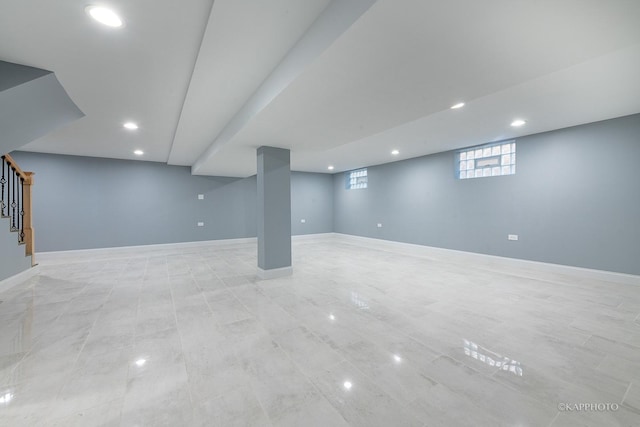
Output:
[[198, 194, 204, 200], [197, 222, 204, 227], [300, 219, 306, 223], [508, 234, 518, 241], [377, 223, 383, 228]]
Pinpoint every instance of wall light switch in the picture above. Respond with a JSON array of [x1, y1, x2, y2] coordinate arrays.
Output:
[[508, 234, 518, 241], [198, 194, 204, 200], [377, 223, 383, 228], [197, 222, 204, 227], [300, 219, 306, 223]]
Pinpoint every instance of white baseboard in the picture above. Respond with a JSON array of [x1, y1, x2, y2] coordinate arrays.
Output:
[[0, 265, 40, 293], [333, 233, 640, 286], [292, 232, 338, 241], [257, 266, 293, 280]]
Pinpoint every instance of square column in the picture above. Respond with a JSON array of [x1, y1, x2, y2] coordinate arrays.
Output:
[[257, 146, 292, 279]]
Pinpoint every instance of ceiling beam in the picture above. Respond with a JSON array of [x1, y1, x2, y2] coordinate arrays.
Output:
[[191, 0, 377, 175]]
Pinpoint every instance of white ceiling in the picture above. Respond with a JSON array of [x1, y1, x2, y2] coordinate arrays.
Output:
[[3, 0, 640, 177], [168, 0, 332, 166]]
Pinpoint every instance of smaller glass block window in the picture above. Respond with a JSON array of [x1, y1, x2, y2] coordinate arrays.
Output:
[[346, 168, 368, 189], [458, 141, 516, 179]]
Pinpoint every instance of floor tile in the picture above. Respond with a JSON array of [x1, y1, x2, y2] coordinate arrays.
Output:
[[0, 236, 638, 426]]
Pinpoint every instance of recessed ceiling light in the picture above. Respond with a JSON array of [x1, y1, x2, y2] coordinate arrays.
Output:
[[451, 102, 465, 109], [134, 150, 144, 156], [123, 122, 138, 130], [328, 166, 334, 170], [391, 150, 399, 155], [135, 358, 146, 367], [86, 6, 123, 28], [343, 381, 352, 390], [511, 119, 526, 127]]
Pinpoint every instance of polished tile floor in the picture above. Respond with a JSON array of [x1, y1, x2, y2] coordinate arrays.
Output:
[[1, 235, 639, 426]]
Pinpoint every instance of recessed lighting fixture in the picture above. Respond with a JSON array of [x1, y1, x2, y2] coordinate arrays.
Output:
[[343, 381, 353, 390], [86, 6, 123, 28], [511, 119, 526, 127], [123, 122, 138, 130], [134, 150, 144, 156], [328, 166, 334, 170], [451, 102, 465, 109], [135, 358, 146, 367], [329, 314, 335, 321], [391, 150, 399, 155], [393, 354, 402, 363]]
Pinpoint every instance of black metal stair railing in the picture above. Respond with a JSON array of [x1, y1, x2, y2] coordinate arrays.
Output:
[[1, 155, 25, 244]]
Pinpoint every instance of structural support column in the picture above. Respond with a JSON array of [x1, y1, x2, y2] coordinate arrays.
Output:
[[257, 146, 292, 279]]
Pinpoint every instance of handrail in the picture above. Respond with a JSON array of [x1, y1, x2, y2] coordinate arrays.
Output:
[[2, 154, 31, 183], [1, 153, 35, 266]]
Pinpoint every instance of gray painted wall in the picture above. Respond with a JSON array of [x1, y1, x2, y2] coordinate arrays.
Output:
[[291, 171, 333, 235], [7, 152, 333, 252], [0, 220, 32, 282], [334, 114, 640, 275], [6, 114, 640, 275]]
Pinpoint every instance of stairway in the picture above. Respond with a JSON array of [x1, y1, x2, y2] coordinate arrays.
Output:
[[0, 154, 35, 283], [0, 60, 81, 283]]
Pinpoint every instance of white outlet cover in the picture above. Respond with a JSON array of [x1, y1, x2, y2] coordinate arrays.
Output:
[[377, 223, 383, 228], [508, 234, 518, 241], [301, 219, 306, 223], [198, 194, 204, 200], [197, 222, 204, 227]]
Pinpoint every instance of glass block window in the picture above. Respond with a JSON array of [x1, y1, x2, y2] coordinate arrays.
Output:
[[346, 168, 368, 189], [458, 141, 516, 179]]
